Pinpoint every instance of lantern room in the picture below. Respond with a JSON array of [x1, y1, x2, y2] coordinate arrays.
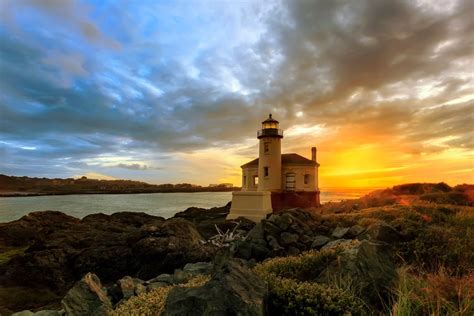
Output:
[[257, 113, 284, 138]]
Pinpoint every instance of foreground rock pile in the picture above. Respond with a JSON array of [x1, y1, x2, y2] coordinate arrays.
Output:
[[1, 203, 403, 315], [0, 207, 231, 314]]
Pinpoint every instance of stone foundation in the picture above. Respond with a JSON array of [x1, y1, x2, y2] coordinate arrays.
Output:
[[227, 191, 273, 222]]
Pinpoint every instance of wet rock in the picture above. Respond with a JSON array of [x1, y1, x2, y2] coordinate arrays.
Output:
[[163, 259, 267, 316], [311, 235, 331, 249], [61, 273, 112, 316], [332, 226, 350, 239]]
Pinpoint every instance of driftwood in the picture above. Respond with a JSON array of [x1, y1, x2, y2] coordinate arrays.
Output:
[[201, 221, 247, 248]]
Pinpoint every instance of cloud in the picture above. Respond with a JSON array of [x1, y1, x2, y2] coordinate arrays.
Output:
[[0, 0, 472, 185]]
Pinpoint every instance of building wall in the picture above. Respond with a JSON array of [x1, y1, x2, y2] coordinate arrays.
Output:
[[258, 137, 282, 191], [242, 167, 258, 191], [281, 164, 318, 192]]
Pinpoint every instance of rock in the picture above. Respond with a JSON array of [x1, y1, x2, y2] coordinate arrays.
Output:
[[33, 311, 64, 316], [299, 234, 312, 245], [311, 235, 331, 249], [147, 273, 176, 285], [332, 226, 350, 238], [262, 220, 282, 238], [317, 240, 396, 307], [280, 232, 299, 246], [173, 203, 257, 240], [362, 223, 402, 243], [287, 246, 300, 256], [162, 259, 267, 316], [11, 311, 34, 316], [182, 262, 213, 276], [134, 218, 214, 279], [117, 276, 144, 299], [134, 283, 146, 295], [0, 206, 225, 313], [246, 222, 264, 240], [61, 273, 112, 316], [146, 262, 213, 292], [267, 235, 284, 252], [234, 237, 270, 261], [348, 224, 365, 238], [269, 213, 293, 230]]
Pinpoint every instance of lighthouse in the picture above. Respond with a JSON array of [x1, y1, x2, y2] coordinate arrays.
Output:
[[228, 114, 320, 222], [257, 114, 283, 191]]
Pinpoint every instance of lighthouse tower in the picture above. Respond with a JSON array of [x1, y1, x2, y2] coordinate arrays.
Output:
[[257, 114, 283, 191], [227, 113, 320, 222]]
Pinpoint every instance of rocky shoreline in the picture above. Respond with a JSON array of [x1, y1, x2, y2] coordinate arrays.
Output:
[[1, 183, 473, 315]]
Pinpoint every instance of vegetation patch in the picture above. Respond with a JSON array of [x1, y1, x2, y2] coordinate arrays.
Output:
[[0, 246, 29, 265], [110, 274, 210, 316], [391, 266, 474, 315], [254, 250, 366, 315]]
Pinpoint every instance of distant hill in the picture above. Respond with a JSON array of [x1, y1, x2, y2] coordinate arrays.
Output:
[[0, 174, 239, 196], [321, 182, 474, 213]]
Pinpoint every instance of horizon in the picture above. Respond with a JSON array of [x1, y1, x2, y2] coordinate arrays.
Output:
[[1, 0, 473, 188]]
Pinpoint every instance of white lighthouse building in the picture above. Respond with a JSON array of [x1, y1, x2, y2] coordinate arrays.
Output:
[[227, 114, 320, 222]]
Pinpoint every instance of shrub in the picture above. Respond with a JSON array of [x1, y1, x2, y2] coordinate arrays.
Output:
[[396, 224, 473, 275], [255, 249, 339, 281], [110, 275, 209, 316], [420, 191, 471, 206], [254, 250, 365, 315]]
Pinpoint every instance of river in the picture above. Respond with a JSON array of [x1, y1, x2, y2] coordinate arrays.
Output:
[[0, 189, 372, 222]]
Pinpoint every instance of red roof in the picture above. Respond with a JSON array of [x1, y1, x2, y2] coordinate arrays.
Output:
[[241, 153, 318, 168]]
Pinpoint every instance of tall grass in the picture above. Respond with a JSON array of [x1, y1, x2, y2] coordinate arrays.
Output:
[[391, 266, 474, 316]]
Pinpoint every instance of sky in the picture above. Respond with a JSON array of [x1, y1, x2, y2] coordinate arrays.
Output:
[[0, 0, 473, 188]]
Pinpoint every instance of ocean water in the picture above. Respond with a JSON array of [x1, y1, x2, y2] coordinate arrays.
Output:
[[0, 189, 371, 223]]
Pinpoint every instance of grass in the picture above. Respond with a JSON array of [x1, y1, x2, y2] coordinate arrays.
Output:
[[253, 250, 366, 315], [391, 266, 474, 316], [0, 246, 29, 264]]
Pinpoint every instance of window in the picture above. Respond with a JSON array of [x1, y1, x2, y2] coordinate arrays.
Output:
[[304, 174, 310, 185], [264, 167, 269, 177], [253, 175, 258, 185], [264, 142, 270, 153], [243, 176, 246, 187]]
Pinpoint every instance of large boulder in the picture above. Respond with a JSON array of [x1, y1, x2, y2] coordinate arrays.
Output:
[[134, 218, 214, 279], [311, 235, 331, 249], [317, 240, 396, 307], [61, 273, 112, 316], [162, 259, 267, 316], [0, 210, 212, 313], [360, 222, 402, 244], [332, 226, 350, 239]]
